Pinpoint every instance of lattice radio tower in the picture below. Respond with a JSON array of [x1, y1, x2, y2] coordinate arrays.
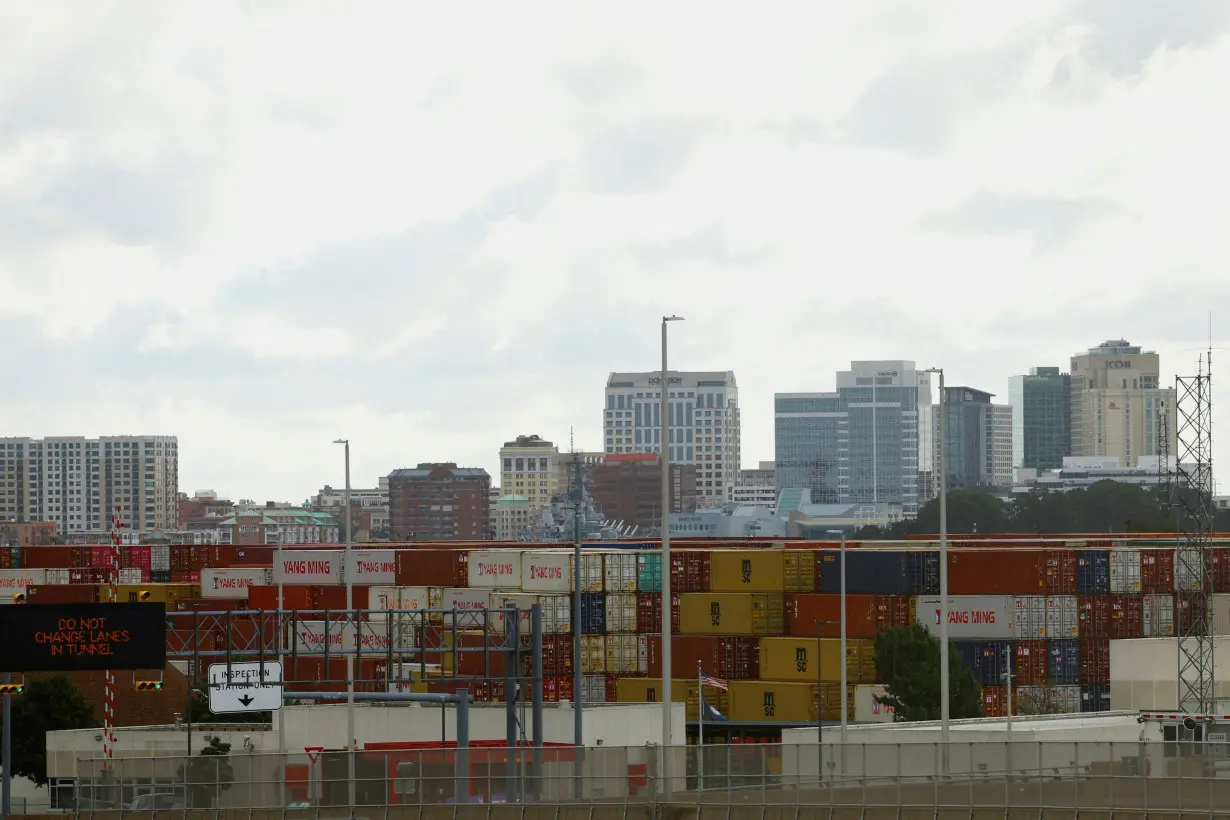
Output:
[[1172, 346, 1216, 715]]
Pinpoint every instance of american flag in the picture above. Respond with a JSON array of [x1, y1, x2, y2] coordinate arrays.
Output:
[[700, 674, 728, 691]]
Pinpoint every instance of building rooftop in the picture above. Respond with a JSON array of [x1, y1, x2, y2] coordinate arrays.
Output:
[[389, 464, 490, 479]]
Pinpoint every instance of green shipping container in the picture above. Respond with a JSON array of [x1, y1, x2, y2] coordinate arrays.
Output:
[[8, 548, 19, 569], [637, 553, 662, 592]]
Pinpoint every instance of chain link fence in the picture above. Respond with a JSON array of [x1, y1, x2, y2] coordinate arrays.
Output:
[[62, 738, 1230, 816]]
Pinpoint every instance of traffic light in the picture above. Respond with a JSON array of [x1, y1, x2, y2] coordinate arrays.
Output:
[[134, 680, 162, 692], [0, 683, 23, 695], [137, 590, 152, 602], [11, 592, 24, 603]]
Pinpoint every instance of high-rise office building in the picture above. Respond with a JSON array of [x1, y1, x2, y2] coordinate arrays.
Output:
[[775, 361, 933, 516], [1069, 339, 1176, 468], [498, 434, 561, 509], [603, 371, 740, 506], [0, 435, 179, 534], [1009, 367, 1072, 470], [932, 387, 1014, 490]]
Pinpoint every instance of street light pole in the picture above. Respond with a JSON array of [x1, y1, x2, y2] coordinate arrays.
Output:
[[333, 438, 356, 809], [660, 315, 683, 783], [923, 368, 949, 750]]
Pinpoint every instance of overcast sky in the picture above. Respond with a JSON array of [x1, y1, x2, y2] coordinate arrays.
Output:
[[3, 2, 1229, 502]]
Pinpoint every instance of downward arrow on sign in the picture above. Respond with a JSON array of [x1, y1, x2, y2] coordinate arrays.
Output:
[[238, 695, 255, 707]]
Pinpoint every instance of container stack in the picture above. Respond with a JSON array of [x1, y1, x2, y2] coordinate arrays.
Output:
[[12, 538, 1230, 720]]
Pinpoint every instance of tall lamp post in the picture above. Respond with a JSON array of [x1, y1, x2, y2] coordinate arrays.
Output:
[[824, 529, 848, 749], [333, 439, 356, 809], [921, 368, 948, 749], [660, 315, 684, 770]]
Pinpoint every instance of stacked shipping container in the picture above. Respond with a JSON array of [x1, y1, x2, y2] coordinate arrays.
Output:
[[12, 539, 1230, 721]]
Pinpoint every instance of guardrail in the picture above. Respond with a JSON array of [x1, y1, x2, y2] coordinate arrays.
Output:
[[57, 738, 1230, 816]]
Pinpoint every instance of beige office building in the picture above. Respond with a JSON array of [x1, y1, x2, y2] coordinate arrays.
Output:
[[1069, 340, 1176, 468], [498, 435, 562, 509]]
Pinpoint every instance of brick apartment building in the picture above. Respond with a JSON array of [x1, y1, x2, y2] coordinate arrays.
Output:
[[0, 520, 57, 545], [388, 463, 492, 541], [588, 453, 698, 531]]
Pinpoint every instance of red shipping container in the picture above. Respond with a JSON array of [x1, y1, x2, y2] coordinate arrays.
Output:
[[395, 550, 467, 587], [174, 545, 195, 572], [19, 547, 74, 569], [27, 584, 100, 604], [1108, 594, 1143, 639], [169, 597, 247, 613], [313, 585, 370, 611], [1177, 596, 1206, 634], [1039, 551, 1078, 594], [949, 551, 1042, 595], [785, 593, 879, 638], [544, 675, 573, 703], [1014, 640, 1048, 685], [170, 571, 193, 584], [983, 685, 1008, 718], [1078, 596, 1110, 638], [645, 635, 759, 680], [1079, 637, 1110, 685], [250, 585, 311, 610], [532, 634, 574, 677], [1141, 550, 1174, 593], [875, 596, 911, 632], [232, 547, 275, 566], [671, 551, 711, 592], [285, 657, 386, 693], [1211, 549, 1230, 593], [635, 592, 680, 634]]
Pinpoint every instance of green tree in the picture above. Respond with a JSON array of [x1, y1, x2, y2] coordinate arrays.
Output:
[[0, 675, 97, 784], [914, 489, 1010, 535], [1014, 685, 1067, 716], [873, 624, 982, 722], [178, 736, 235, 808]]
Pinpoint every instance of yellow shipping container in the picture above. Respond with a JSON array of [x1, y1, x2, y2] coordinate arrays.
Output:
[[783, 552, 815, 593], [759, 637, 879, 684], [580, 635, 606, 673], [614, 677, 730, 720], [728, 680, 818, 723], [818, 683, 856, 722], [710, 551, 784, 592], [104, 584, 201, 604], [678, 593, 784, 636]]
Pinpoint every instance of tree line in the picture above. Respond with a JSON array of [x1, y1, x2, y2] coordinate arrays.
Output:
[[854, 481, 1230, 539]]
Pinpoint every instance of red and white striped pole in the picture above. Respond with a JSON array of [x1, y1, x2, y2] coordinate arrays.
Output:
[[103, 505, 124, 768]]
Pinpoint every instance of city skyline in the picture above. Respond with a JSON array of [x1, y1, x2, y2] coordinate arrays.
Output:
[[2, 5, 1227, 502]]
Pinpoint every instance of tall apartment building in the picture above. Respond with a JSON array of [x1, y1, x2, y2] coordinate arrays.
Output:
[[932, 387, 1013, 491], [1008, 367, 1072, 470], [603, 371, 740, 506], [1069, 340, 1176, 468], [388, 462, 491, 541], [775, 362, 933, 516], [588, 453, 698, 531], [0, 435, 179, 534], [498, 435, 561, 508]]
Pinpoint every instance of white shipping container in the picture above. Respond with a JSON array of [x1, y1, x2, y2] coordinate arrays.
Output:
[[201, 567, 270, 599], [45, 568, 70, 585], [604, 634, 647, 674], [1143, 594, 1174, 637], [1045, 595, 1079, 639], [1014, 597, 1047, 639], [605, 593, 638, 633], [291, 619, 403, 653], [273, 550, 343, 584], [490, 593, 571, 635], [441, 587, 503, 627], [150, 545, 171, 572], [915, 595, 1015, 639], [520, 551, 571, 592], [117, 568, 143, 585], [0, 569, 47, 590], [580, 635, 606, 673], [346, 550, 398, 586], [853, 684, 894, 723], [1110, 550, 1142, 594], [1212, 594, 1230, 636], [1174, 549, 1206, 592], [603, 552, 638, 593], [581, 675, 608, 705], [368, 586, 431, 615], [578, 552, 603, 593], [468, 550, 522, 589]]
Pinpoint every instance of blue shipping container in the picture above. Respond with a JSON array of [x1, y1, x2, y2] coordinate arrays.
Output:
[[954, 641, 981, 676], [953, 640, 1012, 686], [818, 551, 908, 595], [1079, 684, 1110, 713], [636, 554, 662, 592], [1076, 551, 1110, 595], [579, 593, 606, 633], [1048, 639, 1081, 685], [905, 551, 940, 595]]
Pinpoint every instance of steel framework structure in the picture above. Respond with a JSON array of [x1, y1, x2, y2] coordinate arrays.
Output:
[[1173, 357, 1215, 715]]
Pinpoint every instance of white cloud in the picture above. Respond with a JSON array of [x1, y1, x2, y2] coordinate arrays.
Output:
[[2, 0, 1229, 501]]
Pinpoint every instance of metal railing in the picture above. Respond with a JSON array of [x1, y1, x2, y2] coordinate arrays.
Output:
[[60, 738, 1230, 816]]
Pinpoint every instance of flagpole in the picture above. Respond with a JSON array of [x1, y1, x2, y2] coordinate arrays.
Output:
[[697, 661, 703, 789]]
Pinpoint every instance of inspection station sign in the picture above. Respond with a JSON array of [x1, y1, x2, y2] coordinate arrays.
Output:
[[208, 660, 284, 714]]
